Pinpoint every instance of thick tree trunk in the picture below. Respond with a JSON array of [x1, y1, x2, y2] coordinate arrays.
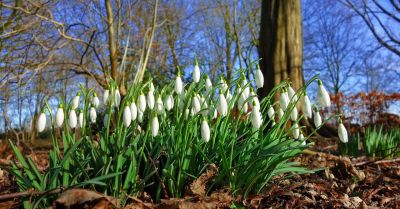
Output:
[[105, 0, 120, 91], [258, 0, 304, 99]]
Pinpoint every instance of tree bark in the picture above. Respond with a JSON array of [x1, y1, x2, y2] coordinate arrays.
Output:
[[258, 0, 304, 99], [105, 0, 119, 86]]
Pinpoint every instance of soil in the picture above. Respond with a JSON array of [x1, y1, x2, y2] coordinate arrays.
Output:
[[0, 137, 399, 209]]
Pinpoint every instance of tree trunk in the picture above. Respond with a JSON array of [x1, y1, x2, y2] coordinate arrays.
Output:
[[258, 0, 304, 99], [105, 0, 120, 90]]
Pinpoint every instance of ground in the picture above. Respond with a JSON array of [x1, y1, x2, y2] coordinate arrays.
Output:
[[0, 137, 399, 209]]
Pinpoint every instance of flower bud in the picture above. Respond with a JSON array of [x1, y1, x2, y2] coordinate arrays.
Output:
[[112, 89, 121, 107], [164, 94, 174, 111], [217, 93, 228, 117], [255, 68, 264, 88], [156, 96, 164, 114], [280, 91, 289, 110], [92, 93, 100, 108], [151, 116, 159, 137], [291, 107, 298, 121], [103, 89, 109, 105], [193, 63, 201, 83], [78, 110, 84, 128], [138, 93, 146, 112], [317, 80, 331, 108], [89, 107, 97, 123], [175, 76, 183, 94], [192, 94, 201, 114], [201, 119, 210, 142], [71, 93, 80, 110], [267, 106, 275, 119], [313, 108, 322, 127], [55, 105, 64, 127], [147, 91, 155, 110], [250, 108, 263, 129], [130, 102, 137, 121], [292, 123, 300, 139], [123, 105, 132, 128], [68, 109, 77, 129], [338, 120, 348, 143], [302, 94, 312, 119], [37, 111, 46, 132]]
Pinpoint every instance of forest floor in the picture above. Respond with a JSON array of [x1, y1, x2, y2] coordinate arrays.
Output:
[[0, 137, 399, 209]]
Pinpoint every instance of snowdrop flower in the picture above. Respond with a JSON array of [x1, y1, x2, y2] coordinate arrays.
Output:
[[92, 93, 100, 108], [55, 104, 64, 128], [226, 91, 232, 103], [130, 102, 137, 121], [317, 80, 331, 108], [156, 96, 164, 114], [72, 93, 80, 110], [123, 105, 132, 128], [192, 94, 201, 114], [280, 90, 289, 110], [164, 94, 174, 111], [292, 123, 300, 139], [137, 93, 146, 112], [278, 108, 284, 121], [241, 77, 250, 99], [267, 106, 275, 119], [112, 88, 121, 107], [175, 74, 183, 95], [313, 107, 322, 127], [103, 89, 110, 105], [219, 77, 228, 93], [68, 109, 77, 129], [78, 110, 84, 128], [37, 110, 46, 133], [301, 94, 312, 119], [151, 115, 159, 137], [201, 119, 210, 142], [149, 82, 155, 93], [89, 107, 97, 123], [299, 133, 306, 145], [200, 96, 209, 116], [147, 91, 155, 110], [212, 107, 218, 119], [288, 86, 298, 102], [249, 90, 260, 111], [184, 108, 190, 120], [250, 107, 263, 129], [193, 59, 201, 83], [255, 66, 264, 88], [137, 110, 144, 123], [338, 119, 348, 143], [291, 107, 298, 121], [217, 92, 228, 117], [205, 75, 213, 93]]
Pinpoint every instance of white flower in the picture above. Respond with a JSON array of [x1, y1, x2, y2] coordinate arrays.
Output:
[[151, 116, 159, 137], [147, 91, 155, 110], [175, 75, 183, 94], [338, 120, 348, 143], [288, 86, 298, 102], [280, 91, 289, 110], [291, 107, 298, 121], [212, 107, 218, 119], [249, 91, 260, 111], [278, 108, 284, 121], [267, 106, 275, 119], [201, 119, 210, 142], [317, 80, 331, 108], [130, 102, 137, 121], [250, 109, 263, 129], [112, 89, 121, 107], [255, 68, 264, 88], [123, 105, 132, 128], [302, 94, 312, 119], [217, 93, 228, 117], [72, 93, 80, 110], [313, 109, 322, 127], [138, 93, 146, 112], [292, 123, 300, 139], [156, 96, 164, 114], [78, 111, 84, 128], [149, 82, 155, 93], [92, 94, 100, 108], [241, 79, 250, 99], [205, 76, 213, 93], [184, 108, 190, 119], [37, 112, 46, 132], [68, 109, 77, 129], [219, 78, 228, 93], [103, 89, 110, 105], [89, 107, 97, 123], [103, 113, 109, 127], [192, 94, 201, 114], [55, 105, 64, 128], [299, 133, 306, 145], [137, 110, 144, 123], [226, 91, 232, 103], [193, 63, 201, 83], [164, 94, 174, 111]]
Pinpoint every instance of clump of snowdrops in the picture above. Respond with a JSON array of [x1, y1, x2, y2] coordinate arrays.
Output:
[[7, 60, 348, 207]]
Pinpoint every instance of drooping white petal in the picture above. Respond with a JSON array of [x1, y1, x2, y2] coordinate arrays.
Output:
[[151, 116, 159, 137], [112, 89, 121, 107], [291, 107, 298, 121], [193, 64, 201, 83], [278, 108, 284, 121], [137, 110, 144, 123], [317, 80, 331, 108], [147, 91, 155, 110], [130, 102, 137, 121], [205, 77, 213, 93], [250, 109, 263, 129], [267, 106, 275, 119], [68, 109, 77, 129], [226, 91, 232, 103], [156, 96, 164, 114], [103, 89, 110, 105], [72, 95, 80, 110], [78, 111, 84, 128], [219, 78, 228, 93], [37, 112, 46, 132], [201, 120, 210, 142], [123, 106, 132, 128], [92, 96, 100, 108], [164, 94, 174, 111], [138, 93, 146, 112], [338, 122, 348, 143], [149, 82, 155, 93], [255, 69, 264, 88], [302, 95, 312, 119], [280, 91, 289, 110], [288, 86, 297, 102], [292, 123, 300, 139], [192, 94, 201, 114], [241, 79, 250, 99], [175, 76, 183, 94], [314, 110, 322, 127], [217, 93, 228, 117], [56, 107, 64, 127], [89, 107, 97, 123]]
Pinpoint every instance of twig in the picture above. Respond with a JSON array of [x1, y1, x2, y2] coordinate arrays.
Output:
[[0, 188, 63, 202], [301, 149, 340, 161], [354, 157, 400, 167]]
